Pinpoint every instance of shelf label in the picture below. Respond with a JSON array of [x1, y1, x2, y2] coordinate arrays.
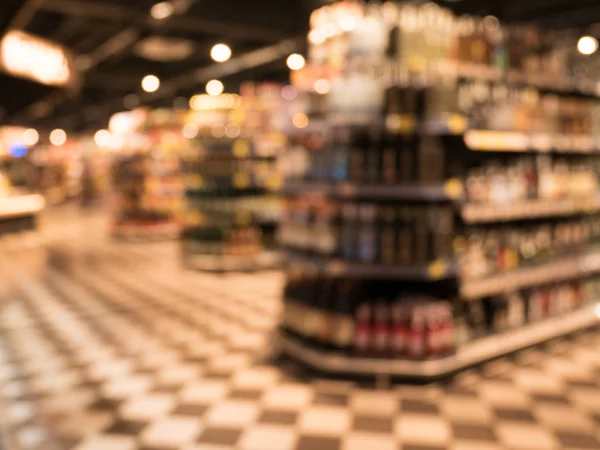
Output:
[[266, 173, 283, 191], [233, 172, 250, 189], [428, 259, 449, 279], [444, 178, 464, 199], [448, 114, 468, 134], [233, 139, 250, 158]]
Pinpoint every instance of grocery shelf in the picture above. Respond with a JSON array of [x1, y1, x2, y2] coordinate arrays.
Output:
[[287, 255, 456, 280], [344, 59, 600, 97], [461, 197, 600, 224], [281, 180, 462, 201], [0, 194, 45, 220], [183, 251, 281, 272], [464, 129, 599, 154], [279, 303, 600, 379], [460, 250, 600, 299]]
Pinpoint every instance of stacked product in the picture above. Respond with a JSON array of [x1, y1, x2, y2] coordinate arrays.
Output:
[[112, 152, 184, 241], [180, 83, 289, 271], [279, 0, 600, 378]]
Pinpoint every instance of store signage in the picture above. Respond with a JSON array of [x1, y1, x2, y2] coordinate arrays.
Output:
[[0, 31, 72, 86]]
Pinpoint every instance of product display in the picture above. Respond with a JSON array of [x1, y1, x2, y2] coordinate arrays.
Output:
[[112, 152, 184, 241], [180, 83, 289, 271], [279, 0, 600, 378]]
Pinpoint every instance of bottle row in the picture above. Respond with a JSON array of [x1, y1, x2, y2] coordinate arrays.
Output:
[[181, 226, 262, 256], [283, 274, 598, 359], [459, 216, 600, 279], [279, 196, 600, 274], [465, 155, 600, 205], [459, 81, 600, 135], [309, 1, 580, 83], [456, 280, 597, 345], [300, 129, 449, 185], [279, 199, 453, 265]]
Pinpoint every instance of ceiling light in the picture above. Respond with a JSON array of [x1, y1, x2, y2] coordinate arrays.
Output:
[[141, 74, 160, 92], [314, 78, 330, 94], [135, 36, 194, 62], [49, 129, 66, 146], [150, 2, 174, 20], [94, 129, 111, 147], [206, 79, 224, 96], [578, 36, 598, 55], [287, 53, 305, 71], [183, 123, 199, 139], [211, 43, 232, 62], [22, 128, 39, 146]]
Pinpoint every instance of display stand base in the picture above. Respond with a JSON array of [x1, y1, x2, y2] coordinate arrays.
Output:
[[183, 251, 281, 273], [112, 221, 181, 242], [279, 303, 600, 380]]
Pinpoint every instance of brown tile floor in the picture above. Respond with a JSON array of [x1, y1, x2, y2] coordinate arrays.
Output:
[[1, 210, 600, 449]]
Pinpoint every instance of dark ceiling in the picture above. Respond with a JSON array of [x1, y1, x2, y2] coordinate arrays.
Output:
[[1, 0, 600, 132]]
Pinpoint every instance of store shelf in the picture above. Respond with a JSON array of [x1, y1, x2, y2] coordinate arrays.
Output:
[[281, 180, 463, 201], [279, 303, 600, 378], [287, 255, 456, 280], [461, 197, 600, 224], [0, 194, 45, 220], [464, 129, 598, 153], [460, 249, 600, 299], [183, 251, 282, 272], [343, 59, 600, 97]]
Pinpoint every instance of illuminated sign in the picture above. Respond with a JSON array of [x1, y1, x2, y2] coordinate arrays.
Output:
[[0, 31, 72, 86]]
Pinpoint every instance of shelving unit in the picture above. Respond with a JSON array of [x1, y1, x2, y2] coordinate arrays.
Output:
[[278, 0, 600, 379], [180, 84, 289, 272], [112, 152, 183, 241], [279, 303, 600, 379]]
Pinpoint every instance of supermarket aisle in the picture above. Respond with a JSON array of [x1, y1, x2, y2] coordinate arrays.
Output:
[[2, 212, 600, 449]]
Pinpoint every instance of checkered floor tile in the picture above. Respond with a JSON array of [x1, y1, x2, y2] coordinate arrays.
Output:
[[1, 209, 600, 449]]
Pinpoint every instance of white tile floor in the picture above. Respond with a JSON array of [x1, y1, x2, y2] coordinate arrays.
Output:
[[1, 210, 600, 449]]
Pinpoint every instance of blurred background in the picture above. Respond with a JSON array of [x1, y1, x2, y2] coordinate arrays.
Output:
[[4, 0, 600, 449]]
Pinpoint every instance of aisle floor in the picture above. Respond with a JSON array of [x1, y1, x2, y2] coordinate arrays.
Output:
[[2, 211, 600, 450]]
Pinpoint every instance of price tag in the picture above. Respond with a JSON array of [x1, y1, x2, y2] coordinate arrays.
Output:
[[236, 211, 252, 226], [428, 259, 448, 279], [233, 139, 250, 158], [233, 172, 250, 189], [266, 173, 283, 191], [448, 114, 468, 134], [444, 178, 464, 199]]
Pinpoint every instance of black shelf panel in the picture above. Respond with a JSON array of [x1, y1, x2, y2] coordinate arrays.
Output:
[[281, 180, 462, 202], [286, 255, 456, 280]]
